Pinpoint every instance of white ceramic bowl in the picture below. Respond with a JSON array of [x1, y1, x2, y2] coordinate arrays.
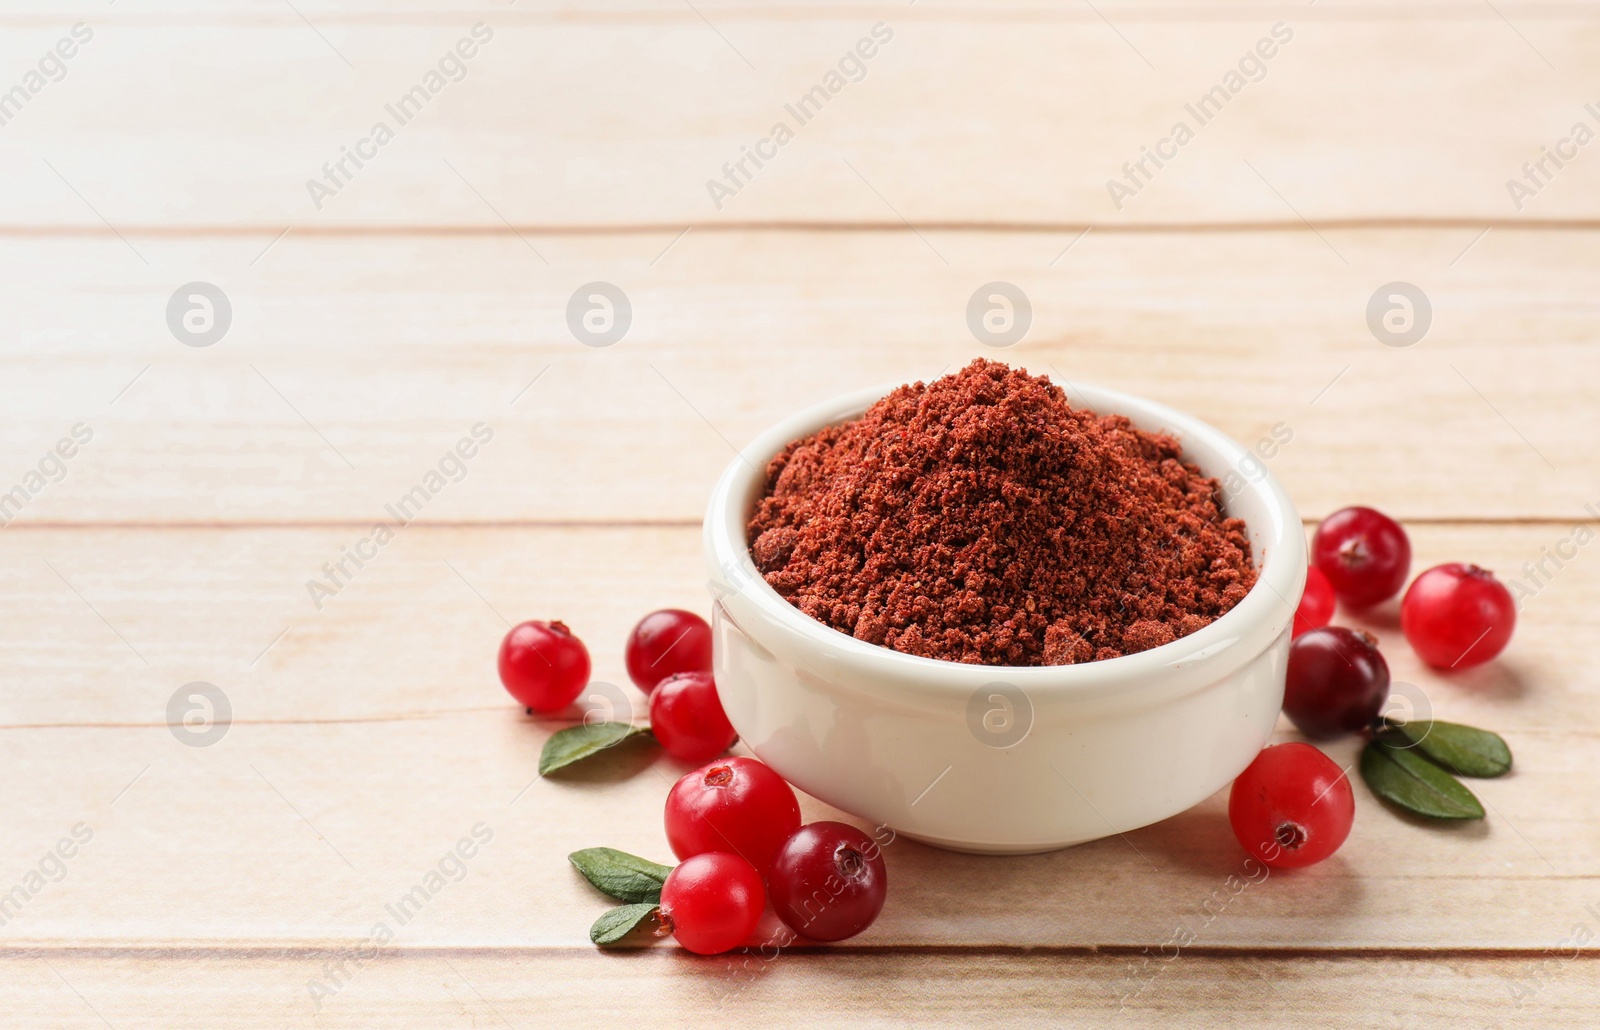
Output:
[[703, 379, 1305, 854]]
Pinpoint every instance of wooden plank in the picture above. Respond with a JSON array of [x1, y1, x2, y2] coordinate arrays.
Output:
[[0, 229, 1594, 524], [0, 17, 1596, 227], [10, 2, 1599, 19], [1, 5, 1587, 1025], [4, 949, 1599, 1028], [1, 523, 1594, 951]]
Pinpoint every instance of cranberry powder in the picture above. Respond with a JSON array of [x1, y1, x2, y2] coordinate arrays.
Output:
[[746, 360, 1259, 667]]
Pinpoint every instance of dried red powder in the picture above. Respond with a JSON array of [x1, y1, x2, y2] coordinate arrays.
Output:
[[746, 359, 1258, 667]]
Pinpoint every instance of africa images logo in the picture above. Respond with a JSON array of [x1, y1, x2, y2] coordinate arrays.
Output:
[[305, 24, 494, 210], [705, 23, 894, 210], [1105, 23, 1294, 210], [305, 424, 494, 610], [1504, 102, 1600, 211]]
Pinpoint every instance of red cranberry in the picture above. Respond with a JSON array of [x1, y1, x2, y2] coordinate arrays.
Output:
[[768, 822, 888, 942], [625, 609, 713, 693], [658, 851, 765, 955], [664, 757, 801, 872], [648, 671, 737, 764], [1284, 626, 1389, 739], [497, 620, 589, 713], [1293, 566, 1336, 637], [1229, 742, 1354, 869], [1312, 506, 1411, 608], [1401, 563, 1516, 669]]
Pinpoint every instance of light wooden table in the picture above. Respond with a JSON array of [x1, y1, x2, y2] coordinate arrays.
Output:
[[3, 2, 1597, 1026]]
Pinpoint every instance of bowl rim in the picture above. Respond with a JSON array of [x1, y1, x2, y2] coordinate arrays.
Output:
[[703, 375, 1305, 700]]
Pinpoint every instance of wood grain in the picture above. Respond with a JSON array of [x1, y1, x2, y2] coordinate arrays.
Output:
[[6, 949, 1599, 1029], [4, 1, 1597, 1023], [0, 523, 1593, 955], [1, 228, 1593, 525], [0, 16, 1595, 227], [11, 3, 1600, 18]]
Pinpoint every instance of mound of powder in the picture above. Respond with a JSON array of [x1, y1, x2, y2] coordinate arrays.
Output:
[[745, 359, 1258, 667]]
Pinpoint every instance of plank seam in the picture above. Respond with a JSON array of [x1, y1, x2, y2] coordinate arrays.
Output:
[[0, 518, 1593, 531], [0, 710, 508, 731], [6, 220, 1600, 239], [2, 6, 1599, 27], [0, 944, 1595, 960]]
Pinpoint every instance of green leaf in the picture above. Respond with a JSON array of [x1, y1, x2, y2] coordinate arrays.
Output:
[[1360, 736, 1485, 820], [568, 847, 673, 904], [1388, 720, 1512, 778], [589, 903, 662, 947], [539, 722, 651, 776]]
